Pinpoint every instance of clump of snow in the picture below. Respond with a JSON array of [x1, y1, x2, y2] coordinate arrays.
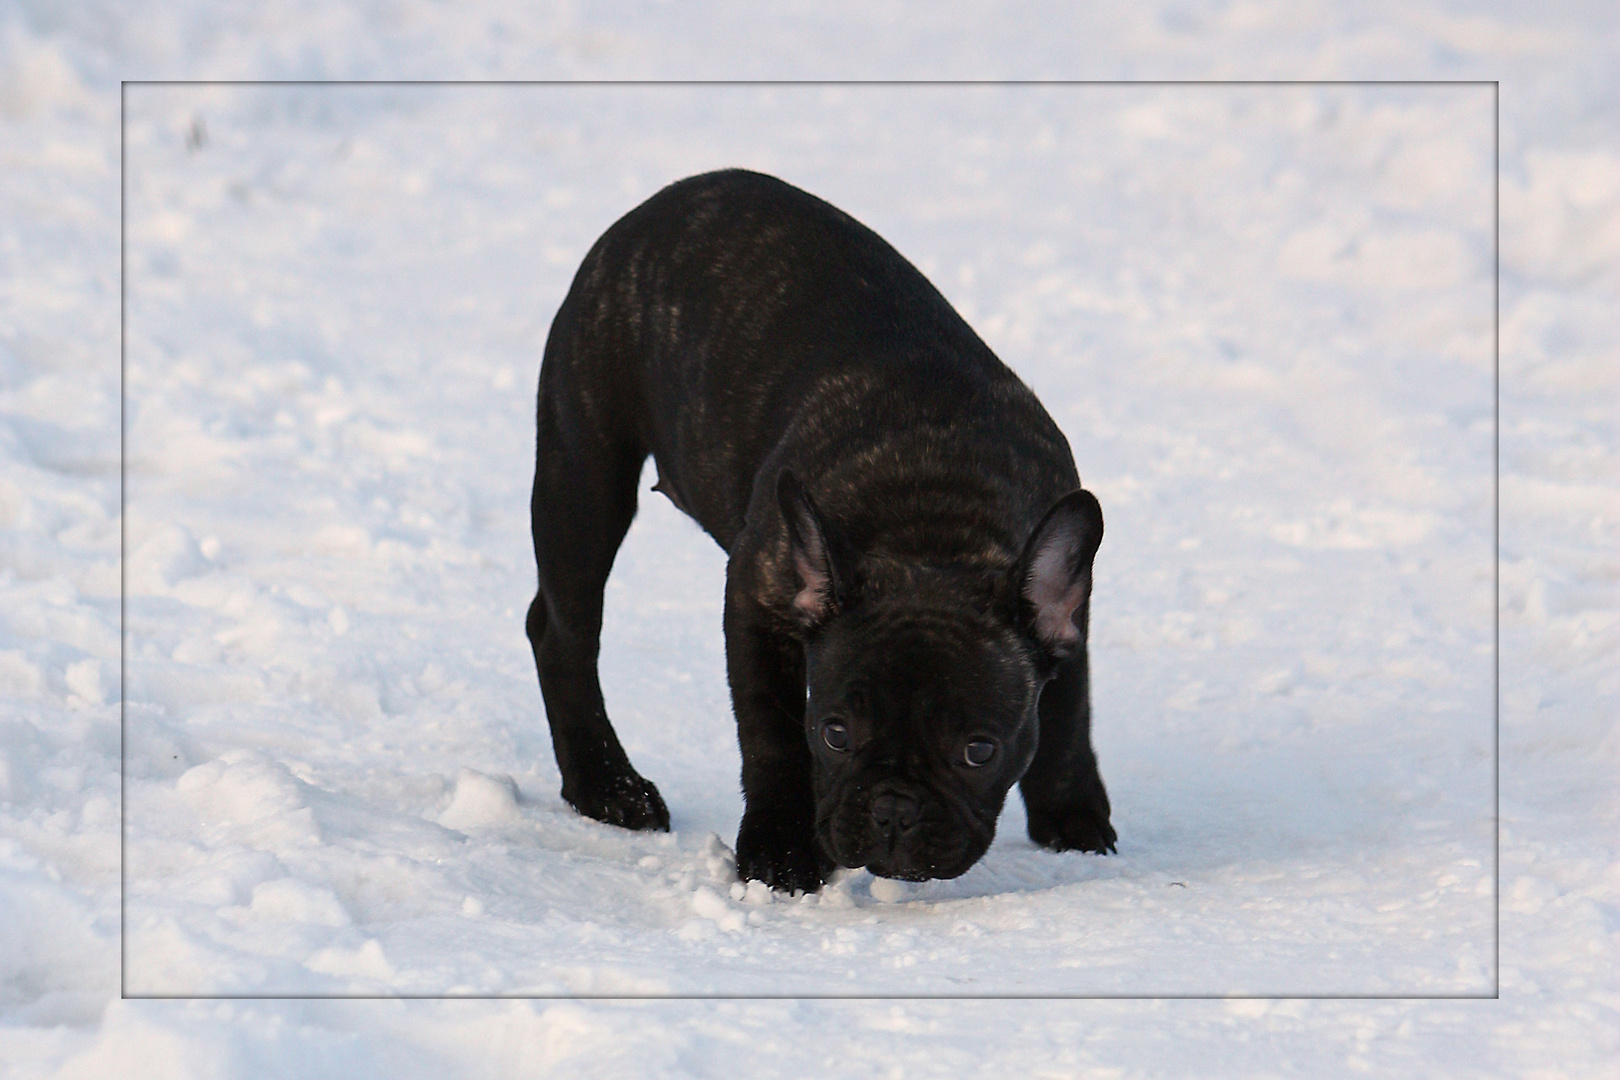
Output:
[[239, 878, 352, 927], [868, 877, 911, 904], [437, 768, 522, 831], [307, 938, 394, 981], [126, 524, 210, 595]]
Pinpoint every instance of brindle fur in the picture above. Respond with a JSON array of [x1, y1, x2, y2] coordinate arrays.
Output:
[[527, 169, 1114, 892]]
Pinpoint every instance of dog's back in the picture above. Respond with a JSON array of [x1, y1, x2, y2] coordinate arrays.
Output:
[[543, 169, 1080, 558]]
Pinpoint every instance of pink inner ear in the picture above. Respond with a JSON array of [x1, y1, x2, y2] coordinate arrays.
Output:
[[792, 549, 830, 617], [1026, 538, 1086, 646]]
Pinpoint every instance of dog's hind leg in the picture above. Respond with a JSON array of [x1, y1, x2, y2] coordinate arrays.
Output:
[[526, 341, 668, 832]]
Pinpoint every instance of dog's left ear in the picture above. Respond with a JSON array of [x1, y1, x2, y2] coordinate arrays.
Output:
[[777, 470, 846, 625], [1013, 489, 1103, 658]]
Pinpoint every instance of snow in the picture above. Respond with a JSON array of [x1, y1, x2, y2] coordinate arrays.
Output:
[[2, 1, 1617, 1076]]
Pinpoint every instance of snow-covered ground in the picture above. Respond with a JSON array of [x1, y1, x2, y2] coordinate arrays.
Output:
[[2, 2, 1617, 1076]]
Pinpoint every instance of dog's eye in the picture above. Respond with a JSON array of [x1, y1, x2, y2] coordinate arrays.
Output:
[[822, 720, 851, 752], [963, 739, 997, 767]]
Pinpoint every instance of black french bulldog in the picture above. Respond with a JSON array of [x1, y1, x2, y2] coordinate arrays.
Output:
[[526, 169, 1115, 894]]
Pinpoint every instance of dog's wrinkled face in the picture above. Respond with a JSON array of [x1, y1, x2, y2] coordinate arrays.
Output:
[[776, 471, 1103, 883], [804, 603, 1041, 881]]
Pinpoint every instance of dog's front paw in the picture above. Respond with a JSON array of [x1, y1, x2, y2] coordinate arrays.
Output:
[[1026, 802, 1117, 855], [564, 771, 671, 832], [735, 812, 834, 894]]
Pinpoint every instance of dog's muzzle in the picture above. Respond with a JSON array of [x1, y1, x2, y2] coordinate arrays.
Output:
[[826, 779, 981, 882]]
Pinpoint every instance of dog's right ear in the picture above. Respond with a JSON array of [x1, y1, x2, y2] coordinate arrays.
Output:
[[777, 470, 844, 625]]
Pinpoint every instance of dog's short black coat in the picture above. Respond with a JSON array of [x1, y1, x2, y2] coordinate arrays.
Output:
[[526, 169, 1115, 892]]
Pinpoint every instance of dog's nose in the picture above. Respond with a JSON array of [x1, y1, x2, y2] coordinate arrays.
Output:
[[870, 791, 920, 840]]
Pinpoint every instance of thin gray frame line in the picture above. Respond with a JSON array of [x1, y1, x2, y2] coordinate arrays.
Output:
[[117, 76, 1503, 1003], [122, 991, 1501, 1002], [1491, 79, 1502, 999], [119, 78, 129, 1003], [122, 79, 1498, 86]]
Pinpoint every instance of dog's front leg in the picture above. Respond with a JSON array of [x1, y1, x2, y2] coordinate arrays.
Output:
[[723, 582, 833, 894], [1020, 647, 1116, 854]]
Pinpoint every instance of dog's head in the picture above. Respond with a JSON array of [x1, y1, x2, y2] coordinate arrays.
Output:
[[776, 471, 1102, 881]]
